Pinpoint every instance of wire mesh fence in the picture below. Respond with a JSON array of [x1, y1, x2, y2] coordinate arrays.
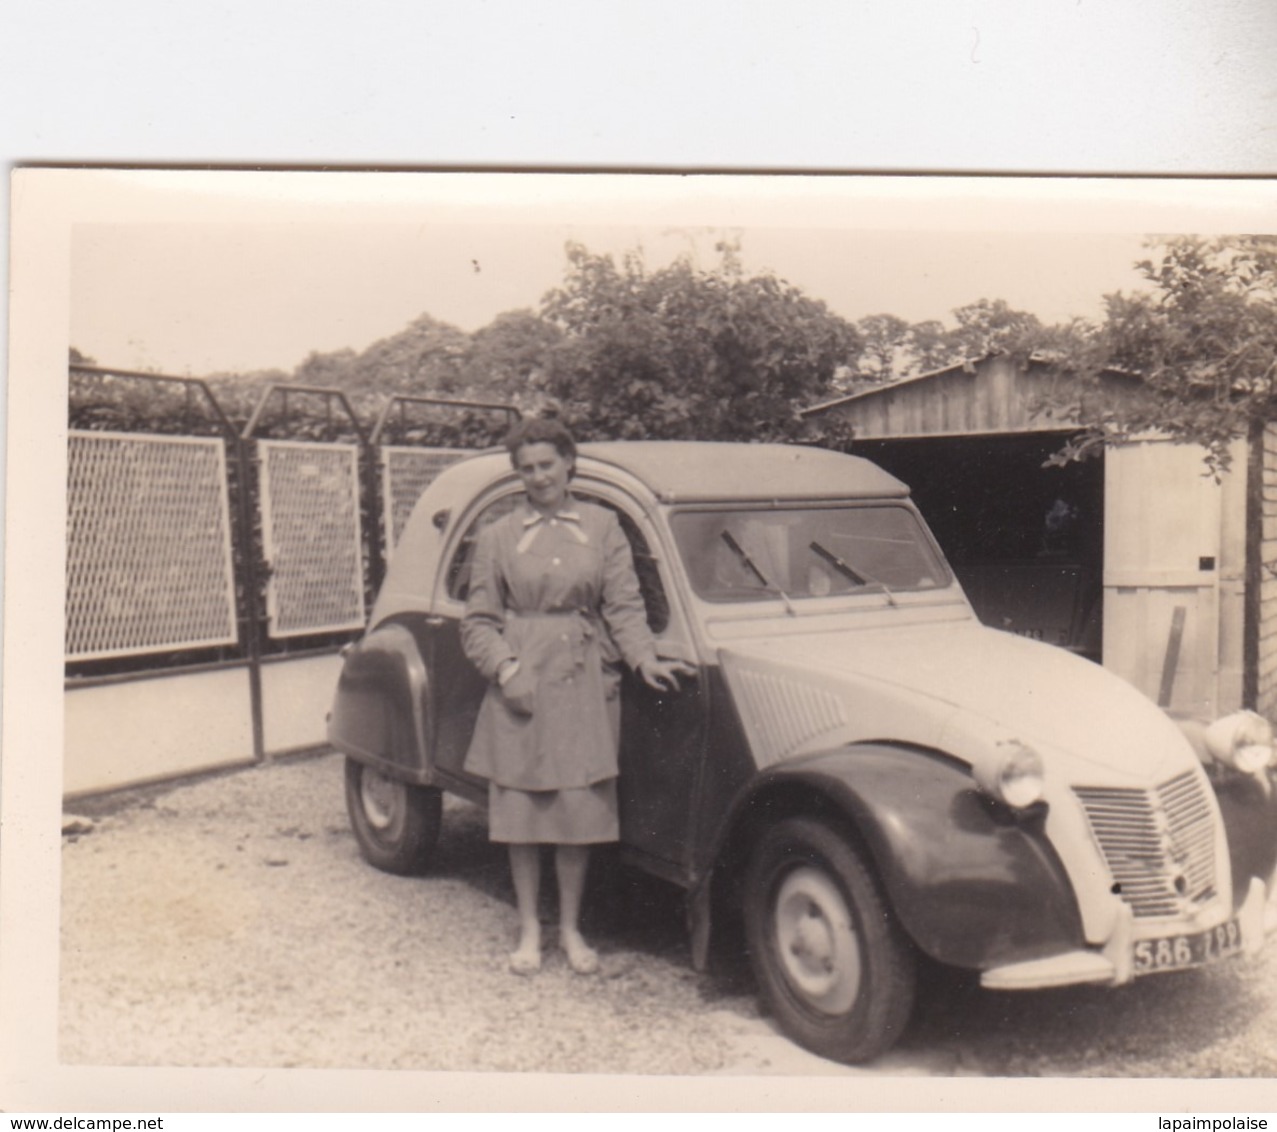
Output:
[[381, 445, 467, 560], [66, 430, 239, 661], [257, 439, 367, 638], [67, 374, 516, 671], [65, 372, 517, 774]]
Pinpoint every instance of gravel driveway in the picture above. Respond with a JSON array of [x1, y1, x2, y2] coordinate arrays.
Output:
[[60, 751, 1277, 1077]]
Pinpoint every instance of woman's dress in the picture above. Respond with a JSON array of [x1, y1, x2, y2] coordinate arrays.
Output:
[[460, 496, 657, 843]]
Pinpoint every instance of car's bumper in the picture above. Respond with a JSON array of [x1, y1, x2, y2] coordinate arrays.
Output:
[[980, 876, 1275, 991]]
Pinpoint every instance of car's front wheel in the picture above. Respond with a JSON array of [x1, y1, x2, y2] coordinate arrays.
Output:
[[344, 757, 442, 876], [744, 816, 916, 1064]]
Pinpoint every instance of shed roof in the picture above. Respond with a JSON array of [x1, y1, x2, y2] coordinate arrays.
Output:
[[801, 356, 983, 418], [798, 354, 1149, 441], [802, 353, 1144, 435]]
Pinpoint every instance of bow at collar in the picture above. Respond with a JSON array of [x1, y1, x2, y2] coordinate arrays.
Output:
[[516, 505, 590, 553]]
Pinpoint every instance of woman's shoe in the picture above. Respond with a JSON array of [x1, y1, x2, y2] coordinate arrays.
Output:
[[562, 934, 599, 975], [508, 944, 542, 976]]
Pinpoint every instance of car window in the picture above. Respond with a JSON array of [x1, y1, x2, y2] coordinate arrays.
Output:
[[583, 495, 671, 636], [671, 504, 949, 603], [445, 493, 520, 601], [443, 492, 671, 635]]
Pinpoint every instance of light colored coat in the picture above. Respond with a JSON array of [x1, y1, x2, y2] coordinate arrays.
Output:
[[461, 497, 657, 791]]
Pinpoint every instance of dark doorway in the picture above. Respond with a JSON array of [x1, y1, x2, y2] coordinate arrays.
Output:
[[854, 433, 1105, 661]]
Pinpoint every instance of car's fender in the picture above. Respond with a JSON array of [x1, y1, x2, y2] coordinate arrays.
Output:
[[715, 742, 1086, 972], [327, 619, 434, 785]]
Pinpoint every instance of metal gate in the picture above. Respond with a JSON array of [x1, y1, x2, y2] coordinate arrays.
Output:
[[258, 438, 366, 637], [370, 395, 519, 567], [380, 445, 466, 560], [65, 373, 520, 795], [66, 430, 239, 660]]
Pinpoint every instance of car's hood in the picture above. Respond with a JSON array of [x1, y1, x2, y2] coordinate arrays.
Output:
[[718, 618, 1198, 787]]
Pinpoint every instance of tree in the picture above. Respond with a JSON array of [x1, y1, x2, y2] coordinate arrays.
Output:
[[845, 302, 1045, 389], [294, 347, 360, 389], [900, 319, 955, 374], [537, 243, 863, 443], [1039, 236, 1277, 471], [945, 298, 1044, 360], [204, 367, 294, 425], [852, 314, 912, 386], [352, 314, 470, 395], [460, 309, 563, 399]]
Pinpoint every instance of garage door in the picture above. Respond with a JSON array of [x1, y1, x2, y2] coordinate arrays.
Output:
[[1104, 437, 1242, 719]]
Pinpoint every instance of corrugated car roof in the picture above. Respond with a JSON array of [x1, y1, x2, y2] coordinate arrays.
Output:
[[576, 441, 908, 502]]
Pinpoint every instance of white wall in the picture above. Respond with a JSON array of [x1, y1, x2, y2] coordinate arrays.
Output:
[[261, 653, 343, 755], [65, 653, 342, 796], [65, 666, 255, 796]]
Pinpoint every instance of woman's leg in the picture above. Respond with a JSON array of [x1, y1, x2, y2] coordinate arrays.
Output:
[[508, 843, 542, 973], [555, 844, 599, 974]]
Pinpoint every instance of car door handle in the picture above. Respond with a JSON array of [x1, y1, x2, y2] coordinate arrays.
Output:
[[425, 615, 446, 627], [655, 642, 697, 665]]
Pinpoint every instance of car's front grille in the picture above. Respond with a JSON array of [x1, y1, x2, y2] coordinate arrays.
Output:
[[1074, 770, 1218, 919]]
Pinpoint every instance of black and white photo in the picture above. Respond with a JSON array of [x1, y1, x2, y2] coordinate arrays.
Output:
[[6, 170, 1277, 1112]]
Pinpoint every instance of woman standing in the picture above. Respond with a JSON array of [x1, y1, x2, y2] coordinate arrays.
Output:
[[461, 419, 691, 975]]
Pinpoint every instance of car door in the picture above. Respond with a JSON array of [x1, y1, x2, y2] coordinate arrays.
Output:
[[427, 490, 521, 793], [585, 494, 708, 881]]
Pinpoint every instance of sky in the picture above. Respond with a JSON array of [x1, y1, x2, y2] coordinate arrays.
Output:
[[69, 220, 1157, 378]]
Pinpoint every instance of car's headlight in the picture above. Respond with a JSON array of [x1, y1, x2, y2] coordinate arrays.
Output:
[[973, 740, 1045, 809], [1205, 710, 1275, 774]]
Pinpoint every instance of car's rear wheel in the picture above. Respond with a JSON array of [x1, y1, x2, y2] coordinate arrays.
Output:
[[744, 816, 915, 1064], [344, 757, 442, 875]]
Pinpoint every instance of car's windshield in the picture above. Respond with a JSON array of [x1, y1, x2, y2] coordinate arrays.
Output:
[[670, 504, 949, 603]]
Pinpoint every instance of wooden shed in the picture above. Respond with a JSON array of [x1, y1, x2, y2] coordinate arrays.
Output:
[[803, 355, 1275, 722]]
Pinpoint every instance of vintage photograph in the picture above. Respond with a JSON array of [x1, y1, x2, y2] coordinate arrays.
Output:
[[6, 171, 1277, 1107]]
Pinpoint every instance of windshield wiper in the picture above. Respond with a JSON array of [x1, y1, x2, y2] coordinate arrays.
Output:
[[809, 540, 897, 606], [720, 531, 797, 615]]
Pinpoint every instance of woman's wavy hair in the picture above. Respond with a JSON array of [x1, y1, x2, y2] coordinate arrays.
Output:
[[504, 417, 578, 474]]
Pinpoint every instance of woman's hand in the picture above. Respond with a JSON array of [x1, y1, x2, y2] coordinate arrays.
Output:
[[637, 657, 697, 693], [495, 658, 535, 716]]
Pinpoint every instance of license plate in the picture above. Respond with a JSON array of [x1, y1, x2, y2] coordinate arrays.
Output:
[[1133, 919, 1242, 974]]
